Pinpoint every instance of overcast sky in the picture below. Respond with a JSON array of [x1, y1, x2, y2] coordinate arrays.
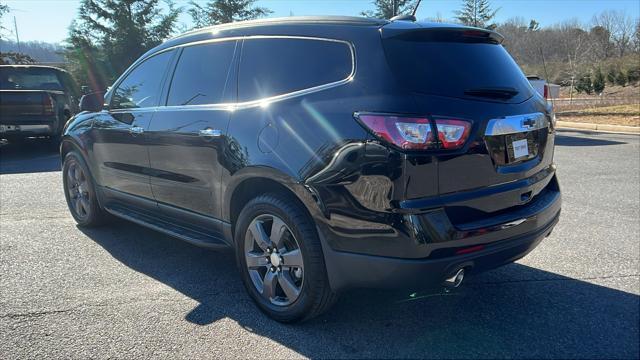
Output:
[[2, 0, 639, 44]]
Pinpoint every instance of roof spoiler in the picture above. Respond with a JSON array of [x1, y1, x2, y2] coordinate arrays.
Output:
[[381, 24, 505, 44]]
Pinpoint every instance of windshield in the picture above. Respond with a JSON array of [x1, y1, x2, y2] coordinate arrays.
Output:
[[383, 32, 534, 103], [0, 67, 64, 91]]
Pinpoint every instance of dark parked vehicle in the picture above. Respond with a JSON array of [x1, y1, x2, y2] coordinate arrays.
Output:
[[0, 65, 79, 143], [61, 16, 561, 322]]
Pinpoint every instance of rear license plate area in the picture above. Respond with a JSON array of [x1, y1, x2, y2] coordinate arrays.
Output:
[[506, 132, 538, 163]]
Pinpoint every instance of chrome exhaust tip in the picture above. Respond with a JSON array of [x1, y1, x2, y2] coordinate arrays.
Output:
[[443, 268, 465, 288]]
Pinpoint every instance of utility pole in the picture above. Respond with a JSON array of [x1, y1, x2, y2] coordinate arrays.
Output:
[[13, 16, 20, 53], [392, 0, 398, 16]]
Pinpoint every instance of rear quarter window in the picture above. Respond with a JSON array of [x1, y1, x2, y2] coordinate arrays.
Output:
[[238, 38, 353, 102]]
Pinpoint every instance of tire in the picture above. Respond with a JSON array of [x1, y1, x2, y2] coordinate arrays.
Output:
[[62, 151, 110, 227], [235, 193, 337, 323]]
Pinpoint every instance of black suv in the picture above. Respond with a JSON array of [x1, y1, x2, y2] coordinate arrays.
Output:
[[61, 16, 561, 322]]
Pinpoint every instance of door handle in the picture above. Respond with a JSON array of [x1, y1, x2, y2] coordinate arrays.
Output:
[[199, 128, 222, 138], [129, 126, 144, 135]]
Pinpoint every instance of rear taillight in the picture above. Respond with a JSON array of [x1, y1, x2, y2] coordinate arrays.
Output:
[[543, 84, 549, 99], [356, 114, 435, 150], [42, 94, 55, 115], [435, 119, 471, 149], [355, 113, 471, 151]]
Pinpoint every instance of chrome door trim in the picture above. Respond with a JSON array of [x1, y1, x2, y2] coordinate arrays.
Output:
[[484, 112, 548, 136], [125, 35, 355, 113]]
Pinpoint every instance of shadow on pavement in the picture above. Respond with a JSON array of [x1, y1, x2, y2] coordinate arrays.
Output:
[[79, 220, 639, 359], [555, 131, 628, 147], [0, 139, 60, 174]]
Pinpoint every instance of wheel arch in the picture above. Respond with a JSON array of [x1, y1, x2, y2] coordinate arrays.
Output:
[[223, 167, 325, 239]]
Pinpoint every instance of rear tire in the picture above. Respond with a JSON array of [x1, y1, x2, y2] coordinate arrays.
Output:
[[235, 193, 337, 323], [62, 151, 110, 227]]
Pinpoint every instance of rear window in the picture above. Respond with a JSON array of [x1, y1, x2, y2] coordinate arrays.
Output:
[[238, 38, 353, 102], [0, 67, 63, 90], [383, 32, 533, 102]]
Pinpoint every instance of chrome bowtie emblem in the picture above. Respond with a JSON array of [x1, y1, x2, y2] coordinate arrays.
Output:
[[522, 118, 536, 128]]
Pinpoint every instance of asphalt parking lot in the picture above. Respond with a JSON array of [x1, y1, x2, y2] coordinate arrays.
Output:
[[0, 129, 638, 359]]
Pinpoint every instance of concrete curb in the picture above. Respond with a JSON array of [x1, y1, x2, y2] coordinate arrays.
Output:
[[556, 120, 640, 134]]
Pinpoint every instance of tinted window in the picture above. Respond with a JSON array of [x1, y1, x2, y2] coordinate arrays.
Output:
[[239, 38, 352, 102], [111, 51, 173, 110], [167, 41, 236, 106], [383, 31, 533, 103], [0, 67, 62, 90]]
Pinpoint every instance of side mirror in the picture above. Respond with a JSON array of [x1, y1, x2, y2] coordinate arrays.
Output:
[[79, 92, 104, 112]]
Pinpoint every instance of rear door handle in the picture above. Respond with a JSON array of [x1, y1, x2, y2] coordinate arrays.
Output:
[[199, 128, 222, 137], [129, 126, 144, 135]]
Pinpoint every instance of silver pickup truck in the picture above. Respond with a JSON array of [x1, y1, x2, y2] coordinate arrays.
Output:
[[0, 65, 79, 144]]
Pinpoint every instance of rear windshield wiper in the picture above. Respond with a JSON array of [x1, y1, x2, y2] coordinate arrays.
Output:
[[464, 87, 519, 99]]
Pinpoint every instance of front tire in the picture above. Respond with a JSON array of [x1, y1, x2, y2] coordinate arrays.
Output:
[[235, 193, 336, 323], [62, 151, 110, 227]]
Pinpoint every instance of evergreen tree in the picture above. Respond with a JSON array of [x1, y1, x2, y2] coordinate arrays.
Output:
[[361, 0, 418, 20], [189, 0, 272, 28], [626, 67, 640, 83], [454, 0, 499, 30], [65, 0, 181, 89], [615, 70, 627, 86], [606, 67, 617, 85], [592, 68, 606, 94], [575, 73, 593, 94]]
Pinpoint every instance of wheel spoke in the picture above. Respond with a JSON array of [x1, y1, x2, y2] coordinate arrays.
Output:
[[278, 272, 300, 301], [249, 220, 271, 251], [281, 249, 303, 268], [246, 252, 268, 268], [80, 198, 90, 214], [74, 198, 84, 215], [67, 166, 76, 187], [262, 271, 277, 299], [73, 166, 82, 182], [270, 216, 287, 249]]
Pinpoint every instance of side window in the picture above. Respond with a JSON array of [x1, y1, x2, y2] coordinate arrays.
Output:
[[167, 41, 236, 106], [110, 50, 174, 110], [238, 38, 353, 102]]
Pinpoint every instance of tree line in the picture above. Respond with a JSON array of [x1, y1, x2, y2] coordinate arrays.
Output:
[[1, 0, 638, 96]]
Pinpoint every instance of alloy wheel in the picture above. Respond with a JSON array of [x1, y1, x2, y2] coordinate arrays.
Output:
[[66, 162, 91, 220], [244, 214, 304, 306]]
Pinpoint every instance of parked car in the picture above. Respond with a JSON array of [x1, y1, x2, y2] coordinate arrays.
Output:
[[61, 16, 561, 323], [527, 76, 560, 100], [0, 65, 80, 144]]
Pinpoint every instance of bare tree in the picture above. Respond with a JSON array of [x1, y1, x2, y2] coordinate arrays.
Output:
[[593, 10, 635, 57]]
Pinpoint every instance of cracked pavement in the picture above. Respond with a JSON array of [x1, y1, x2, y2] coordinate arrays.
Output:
[[1, 130, 639, 359]]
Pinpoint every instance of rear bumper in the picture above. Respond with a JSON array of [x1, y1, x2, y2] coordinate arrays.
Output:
[[0, 116, 58, 137], [323, 209, 559, 291], [318, 171, 562, 291]]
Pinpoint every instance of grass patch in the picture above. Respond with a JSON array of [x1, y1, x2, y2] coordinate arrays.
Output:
[[557, 104, 639, 116]]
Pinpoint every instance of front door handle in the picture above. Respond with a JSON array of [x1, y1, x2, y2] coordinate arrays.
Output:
[[199, 128, 222, 138], [129, 126, 144, 135]]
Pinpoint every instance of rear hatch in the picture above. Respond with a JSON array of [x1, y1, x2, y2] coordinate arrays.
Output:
[[379, 24, 556, 223]]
